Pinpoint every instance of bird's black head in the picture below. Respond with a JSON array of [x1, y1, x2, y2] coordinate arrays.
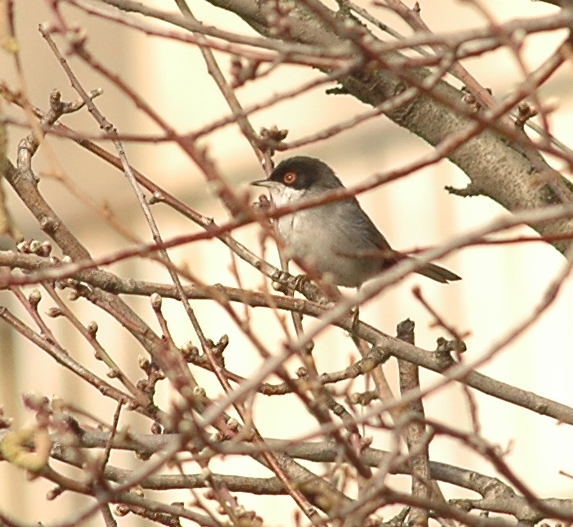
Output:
[[267, 156, 344, 191]]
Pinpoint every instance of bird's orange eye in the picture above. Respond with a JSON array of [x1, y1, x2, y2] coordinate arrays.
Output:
[[283, 172, 297, 185]]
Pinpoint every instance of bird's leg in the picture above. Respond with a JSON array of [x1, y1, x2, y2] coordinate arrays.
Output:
[[351, 307, 360, 332], [350, 287, 361, 342]]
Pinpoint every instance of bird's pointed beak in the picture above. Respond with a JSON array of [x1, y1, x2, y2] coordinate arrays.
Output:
[[251, 178, 276, 188]]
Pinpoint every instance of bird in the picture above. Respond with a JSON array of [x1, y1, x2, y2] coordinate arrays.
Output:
[[251, 156, 461, 288]]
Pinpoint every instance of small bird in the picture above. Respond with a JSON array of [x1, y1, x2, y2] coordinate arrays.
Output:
[[252, 156, 461, 288]]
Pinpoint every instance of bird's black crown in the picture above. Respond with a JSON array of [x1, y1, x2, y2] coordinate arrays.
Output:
[[269, 156, 344, 191]]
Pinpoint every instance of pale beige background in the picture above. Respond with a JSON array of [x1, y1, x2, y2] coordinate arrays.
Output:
[[1, 0, 573, 524]]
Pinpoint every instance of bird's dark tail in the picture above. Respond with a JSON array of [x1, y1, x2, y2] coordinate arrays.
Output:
[[415, 261, 461, 283], [365, 249, 461, 284]]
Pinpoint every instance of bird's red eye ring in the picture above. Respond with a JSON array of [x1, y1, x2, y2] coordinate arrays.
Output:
[[283, 172, 297, 185]]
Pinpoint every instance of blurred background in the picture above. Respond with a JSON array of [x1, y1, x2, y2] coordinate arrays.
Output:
[[1, 0, 573, 524]]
